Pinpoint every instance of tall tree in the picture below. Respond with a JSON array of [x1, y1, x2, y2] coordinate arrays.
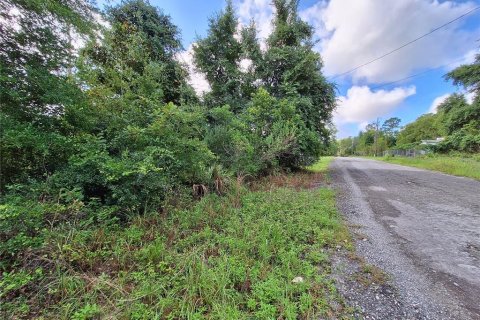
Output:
[[0, 0, 97, 125], [0, 0, 98, 191], [382, 117, 401, 147], [260, 0, 336, 142], [446, 53, 480, 101], [193, 1, 245, 112], [78, 0, 197, 136], [396, 114, 443, 145]]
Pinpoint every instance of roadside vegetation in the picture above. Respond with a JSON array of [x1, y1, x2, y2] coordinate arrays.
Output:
[[1, 158, 355, 319], [336, 53, 480, 157], [377, 154, 480, 180], [0, 0, 345, 318]]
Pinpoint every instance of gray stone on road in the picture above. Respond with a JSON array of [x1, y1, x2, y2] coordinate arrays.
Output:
[[331, 157, 480, 319]]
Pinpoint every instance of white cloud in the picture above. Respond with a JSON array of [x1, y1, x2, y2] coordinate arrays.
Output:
[[428, 93, 451, 114], [335, 85, 416, 125], [299, 1, 330, 39], [300, 0, 478, 83], [239, 58, 253, 72], [448, 49, 478, 70], [465, 91, 475, 104], [176, 44, 210, 95], [428, 91, 476, 115], [235, 0, 273, 49]]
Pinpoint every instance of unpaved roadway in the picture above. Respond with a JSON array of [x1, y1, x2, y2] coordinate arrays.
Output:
[[331, 157, 480, 319]]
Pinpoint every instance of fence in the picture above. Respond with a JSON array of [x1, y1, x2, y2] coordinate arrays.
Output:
[[382, 149, 428, 157]]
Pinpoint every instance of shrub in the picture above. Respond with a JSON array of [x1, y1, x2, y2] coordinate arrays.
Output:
[[50, 104, 215, 212], [0, 114, 72, 192]]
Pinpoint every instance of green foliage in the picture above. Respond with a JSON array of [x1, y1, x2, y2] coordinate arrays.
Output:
[[0, 0, 97, 192], [384, 54, 480, 154], [50, 105, 214, 211], [77, 0, 196, 134], [396, 113, 443, 145], [260, 0, 336, 140], [1, 1, 342, 317], [193, 1, 246, 112], [1, 181, 350, 318], [194, 0, 335, 168], [339, 53, 480, 155], [0, 114, 71, 190], [446, 54, 480, 98], [382, 117, 401, 147], [338, 119, 392, 156], [380, 155, 480, 180], [204, 105, 261, 175], [0, 0, 95, 123], [72, 304, 101, 320], [246, 88, 322, 169]]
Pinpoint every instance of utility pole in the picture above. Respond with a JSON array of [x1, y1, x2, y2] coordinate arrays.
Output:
[[374, 118, 380, 157]]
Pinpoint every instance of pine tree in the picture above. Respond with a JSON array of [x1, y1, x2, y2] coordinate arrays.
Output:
[[193, 1, 245, 112], [260, 0, 336, 143]]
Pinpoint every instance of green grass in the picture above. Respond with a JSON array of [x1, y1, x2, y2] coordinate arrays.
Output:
[[1, 166, 353, 319], [375, 155, 480, 180], [306, 156, 335, 173]]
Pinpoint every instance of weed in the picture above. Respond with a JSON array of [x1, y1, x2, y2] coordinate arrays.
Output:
[[377, 155, 480, 180], [1, 159, 352, 319]]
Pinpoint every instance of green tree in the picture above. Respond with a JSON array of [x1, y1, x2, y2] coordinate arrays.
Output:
[[259, 0, 336, 143], [0, 0, 98, 191], [0, 0, 97, 124], [446, 53, 480, 100], [193, 1, 246, 112], [437, 94, 476, 135], [78, 0, 197, 136], [337, 137, 356, 156], [382, 117, 401, 147], [396, 114, 443, 145], [68, 0, 212, 209]]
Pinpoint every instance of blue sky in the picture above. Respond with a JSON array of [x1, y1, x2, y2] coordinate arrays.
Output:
[[99, 0, 480, 138]]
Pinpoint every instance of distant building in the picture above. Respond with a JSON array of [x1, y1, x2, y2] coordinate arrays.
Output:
[[420, 137, 444, 145]]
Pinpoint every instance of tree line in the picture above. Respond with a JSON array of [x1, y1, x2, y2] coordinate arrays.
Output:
[[0, 0, 335, 269], [337, 57, 480, 156]]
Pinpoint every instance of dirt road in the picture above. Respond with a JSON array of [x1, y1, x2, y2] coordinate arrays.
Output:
[[331, 157, 480, 319]]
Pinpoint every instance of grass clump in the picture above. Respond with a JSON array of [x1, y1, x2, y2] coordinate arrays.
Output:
[[378, 154, 480, 180], [1, 160, 352, 319], [306, 156, 335, 173]]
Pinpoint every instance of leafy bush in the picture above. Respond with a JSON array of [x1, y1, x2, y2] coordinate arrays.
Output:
[[0, 114, 73, 192], [48, 104, 214, 212]]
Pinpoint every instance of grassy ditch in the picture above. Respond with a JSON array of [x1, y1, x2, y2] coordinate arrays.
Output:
[[1, 157, 354, 319], [375, 155, 480, 180]]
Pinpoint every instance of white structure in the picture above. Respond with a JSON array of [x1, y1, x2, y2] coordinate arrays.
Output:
[[420, 137, 445, 145]]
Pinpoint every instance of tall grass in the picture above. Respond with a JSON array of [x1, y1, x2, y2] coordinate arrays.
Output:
[[306, 156, 335, 173], [1, 159, 353, 319], [379, 155, 480, 180]]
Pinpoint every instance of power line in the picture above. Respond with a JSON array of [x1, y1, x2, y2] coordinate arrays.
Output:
[[369, 56, 470, 91], [370, 69, 433, 90], [329, 5, 480, 80]]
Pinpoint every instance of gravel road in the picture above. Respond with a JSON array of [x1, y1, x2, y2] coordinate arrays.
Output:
[[330, 157, 480, 319]]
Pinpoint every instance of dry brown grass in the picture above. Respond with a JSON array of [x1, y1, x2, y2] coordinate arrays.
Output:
[[249, 170, 327, 191]]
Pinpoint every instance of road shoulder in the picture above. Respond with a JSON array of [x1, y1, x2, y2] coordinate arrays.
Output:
[[329, 157, 476, 320]]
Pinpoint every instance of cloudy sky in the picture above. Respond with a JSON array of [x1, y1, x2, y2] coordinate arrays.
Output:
[[99, 0, 480, 137]]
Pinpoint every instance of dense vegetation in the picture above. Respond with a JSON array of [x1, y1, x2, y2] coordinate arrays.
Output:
[[0, 0, 340, 318], [379, 155, 480, 180], [337, 55, 480, 156], [336, 117, 401, 156]]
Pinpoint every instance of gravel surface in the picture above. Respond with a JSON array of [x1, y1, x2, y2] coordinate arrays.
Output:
[[330, 157, 480, 320]]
